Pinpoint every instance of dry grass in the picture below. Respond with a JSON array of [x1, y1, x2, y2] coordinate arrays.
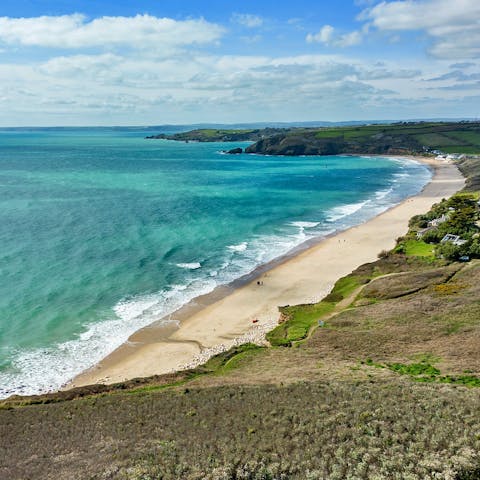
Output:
[[1, 381, 480, 480]]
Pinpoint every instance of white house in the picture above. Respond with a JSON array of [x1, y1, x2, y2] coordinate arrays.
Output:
[[428, 214, 448, 227], [441, 234, 467, 246]]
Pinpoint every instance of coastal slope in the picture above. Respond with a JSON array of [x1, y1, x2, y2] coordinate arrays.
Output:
[[70, 156, 464, 387]]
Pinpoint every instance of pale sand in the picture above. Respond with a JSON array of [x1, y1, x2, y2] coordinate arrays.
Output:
[[70, 157, 464, 388]]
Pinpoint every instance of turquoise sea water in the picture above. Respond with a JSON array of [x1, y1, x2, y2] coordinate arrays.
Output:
[[0, 128, 431, 397]]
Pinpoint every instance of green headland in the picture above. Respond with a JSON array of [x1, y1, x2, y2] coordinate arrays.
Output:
[[147, 120, 480, 156]]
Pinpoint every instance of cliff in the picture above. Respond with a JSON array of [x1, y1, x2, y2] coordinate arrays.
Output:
[[146, 121, 480, 157]]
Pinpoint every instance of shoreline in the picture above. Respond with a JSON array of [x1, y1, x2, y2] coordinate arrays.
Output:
[[69, 155, 465, 389]]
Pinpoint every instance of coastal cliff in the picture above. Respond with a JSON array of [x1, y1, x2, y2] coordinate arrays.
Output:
[[241, 121, 480, 156], [244, 130, 422, 156], [147, 121, 480, 157]]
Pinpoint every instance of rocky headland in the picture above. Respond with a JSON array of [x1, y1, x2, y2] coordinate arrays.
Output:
[[146, 121, 480, 157]]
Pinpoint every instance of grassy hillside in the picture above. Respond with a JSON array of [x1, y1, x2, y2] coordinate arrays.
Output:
[[311, 122, 480, 154], [146, 121, 480, 156], [145, 127, 293, 142], [2, 157, 480, 479], [246, 121, 480, 156]]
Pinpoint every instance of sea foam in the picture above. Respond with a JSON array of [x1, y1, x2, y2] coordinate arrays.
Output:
[[228, 242, 248, 252], [326, 200, 369, 223], [0, 279, 218, 399], [176, 262, 202, 270]]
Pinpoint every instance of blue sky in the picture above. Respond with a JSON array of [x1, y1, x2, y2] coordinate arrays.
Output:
[[0, 0, 479, 125]]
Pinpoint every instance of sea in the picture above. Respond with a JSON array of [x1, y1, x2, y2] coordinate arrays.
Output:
[[0, 127, 432, 398]]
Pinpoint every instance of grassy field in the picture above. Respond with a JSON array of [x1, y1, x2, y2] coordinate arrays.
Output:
[[296, 121, 480, 155], [311, 122, 480, 146]]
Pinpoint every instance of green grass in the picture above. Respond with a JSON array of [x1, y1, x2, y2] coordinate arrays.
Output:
[[448, 130, 480, 147], [314, 129, 345, 139], [388, 362, 441, 377], [195, 129, 255, 137], [442, 145, 480, 154], [414, 133, 463, 147], [128, 344, 264, 394], [400, 239, 435, 257], [364, 359, 480, 387], [314, 125, 392, 140], [198, 343, 264, 372], [267, 272, 365, 346], [311, 122, 480, 153], [267, 301, 335, 346], [327, 274, 363, 300], [312, 123, 458, 141], [412, 129, 480, 153]]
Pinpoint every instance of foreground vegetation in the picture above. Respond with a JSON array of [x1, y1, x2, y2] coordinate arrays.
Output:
[[2, 158, 480, 479], [2, 381, 480, 480]]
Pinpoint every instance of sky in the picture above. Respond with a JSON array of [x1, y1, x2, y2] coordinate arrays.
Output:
[[0, 0, 479, 126]]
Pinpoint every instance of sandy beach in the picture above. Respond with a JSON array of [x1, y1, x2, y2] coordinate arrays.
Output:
[[70, 156, 465, 388]]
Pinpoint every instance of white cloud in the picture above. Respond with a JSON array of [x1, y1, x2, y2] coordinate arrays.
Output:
[[336, 30, 363, 47], [0, 14, 224, 49], [231, 13, 263, 28], [0, 51, 426, 124], [0, 11, 476, 125], [362, 0, 480, 58], [307, 25, 362, 47], [306, 25, 335, 44]]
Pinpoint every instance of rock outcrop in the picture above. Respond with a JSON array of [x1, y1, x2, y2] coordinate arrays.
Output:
[[226, 147, 243, 154]]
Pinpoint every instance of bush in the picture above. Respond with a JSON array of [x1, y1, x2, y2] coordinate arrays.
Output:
[[421, 229, 443, 244]]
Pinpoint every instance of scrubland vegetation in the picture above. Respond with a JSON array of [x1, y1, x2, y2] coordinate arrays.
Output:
[[1, 381, 480, 480]]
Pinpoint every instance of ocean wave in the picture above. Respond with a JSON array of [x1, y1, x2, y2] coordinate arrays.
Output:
[[393, 172, 409, 180], [0, 279, 217, 399], [176, 262, 202, 270], [290, 221, 320, 228], [326, 200, 369, 223], [375, 187, 394, 200], [228, 242, 248, 252]]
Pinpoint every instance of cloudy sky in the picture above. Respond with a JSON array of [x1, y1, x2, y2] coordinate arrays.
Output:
[[0, 0, 479, 126]]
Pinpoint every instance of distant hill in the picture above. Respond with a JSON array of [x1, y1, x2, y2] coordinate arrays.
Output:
[[148, 121, 480, 156], [145, 127, 297, 142]]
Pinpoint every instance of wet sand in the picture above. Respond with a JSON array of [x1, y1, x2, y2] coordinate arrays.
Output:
[[69, 156, 464, 388]]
